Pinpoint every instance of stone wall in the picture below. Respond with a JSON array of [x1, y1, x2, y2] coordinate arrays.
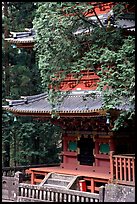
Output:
[[2, 171, 23, 201], [104, 184, 135, 202]]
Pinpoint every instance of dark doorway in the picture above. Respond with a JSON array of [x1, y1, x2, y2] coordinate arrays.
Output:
[[77, 136, 95, 166]]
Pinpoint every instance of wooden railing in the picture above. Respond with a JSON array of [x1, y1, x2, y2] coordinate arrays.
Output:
[[17, 183, 100, 202], [110, 151, 135, 186]]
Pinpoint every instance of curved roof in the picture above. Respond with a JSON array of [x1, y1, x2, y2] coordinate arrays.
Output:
[[2, 90, 131, 117], [4, 9, 135, 45]]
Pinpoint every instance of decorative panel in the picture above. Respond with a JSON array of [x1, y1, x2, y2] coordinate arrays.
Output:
[[68, 141, 77, 152], [99, 143, 110, 154]]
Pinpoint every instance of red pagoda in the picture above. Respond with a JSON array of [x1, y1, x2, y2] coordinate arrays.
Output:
[[3, 2, 135, 194]]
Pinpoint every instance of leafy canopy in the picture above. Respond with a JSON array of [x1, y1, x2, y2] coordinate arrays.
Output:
[[2, 2, 62, 166], [33, 2, 135, 129]]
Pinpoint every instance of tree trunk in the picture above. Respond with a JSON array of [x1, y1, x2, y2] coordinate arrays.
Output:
[[3, 2, 10, 96], [3, 2, 10, 167]]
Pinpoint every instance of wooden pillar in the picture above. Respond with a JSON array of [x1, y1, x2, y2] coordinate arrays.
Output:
[[31, 171, 35, 185], [109, 151, 114, 183], [61, 134, 66, 166], [95, 140, 99, 166], [90, 178, 94, 193], [128, 158, 131, 181], [132, 158, 135, 183], [109, 138, 115, 152], [95, 140, 99, 154]]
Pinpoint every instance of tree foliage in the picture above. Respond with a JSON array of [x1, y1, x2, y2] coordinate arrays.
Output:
[[2, 2, 61, 166], [2, 113, 61, 166], [33, 2, 135, 129]]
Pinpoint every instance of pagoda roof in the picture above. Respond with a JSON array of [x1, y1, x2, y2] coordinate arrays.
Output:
[[4, 7, 135, 46], [3, 90, 131, 117], [4, 29, 35, 45]]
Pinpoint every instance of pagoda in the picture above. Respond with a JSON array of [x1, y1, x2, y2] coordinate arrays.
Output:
[[3, 2, 135, 193]]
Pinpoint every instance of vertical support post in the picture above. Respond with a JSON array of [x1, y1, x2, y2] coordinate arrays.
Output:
[[109, 138, 115, 152], [99, 185, 105, 202], [14, 171, 23, 183], [94, 138, 99, 166], [62, 134, 67, 166], [128, 158, 131, 181], [115, 157, 118, 181], [119, 157, 122, 181], [132, 158, 135, 183], [109, 151, 114, 182], [14, 171, 23, 201], [90, 178, 94, 193], [31, 171, 35, 185], [123, 158, 127, 181]]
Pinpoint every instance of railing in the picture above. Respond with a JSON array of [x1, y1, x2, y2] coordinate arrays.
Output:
[[110, 151, 135, 186], [2, 163, 60, 177], [17, 183, 100, 202]]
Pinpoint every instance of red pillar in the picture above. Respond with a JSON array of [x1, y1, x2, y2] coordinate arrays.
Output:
[[31, 171, 35, 185]]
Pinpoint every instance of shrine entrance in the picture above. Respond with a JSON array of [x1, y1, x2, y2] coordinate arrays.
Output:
[[77, 136, 95, 166]]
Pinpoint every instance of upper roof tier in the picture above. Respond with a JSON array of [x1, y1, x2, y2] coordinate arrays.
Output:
[[3, 90, 132, 117], [4, 28, 35, 48], [4, 3, 135, 48]]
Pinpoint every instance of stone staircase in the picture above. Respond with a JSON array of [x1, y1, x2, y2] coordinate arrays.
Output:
[[39, 172, 80, 190]]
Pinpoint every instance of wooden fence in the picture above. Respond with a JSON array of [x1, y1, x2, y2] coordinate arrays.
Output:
[[110, 152, 135, 186]]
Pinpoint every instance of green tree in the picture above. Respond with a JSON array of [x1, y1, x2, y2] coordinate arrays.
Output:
[[2, 2, 61, 166], [33, 2, 135, 129]]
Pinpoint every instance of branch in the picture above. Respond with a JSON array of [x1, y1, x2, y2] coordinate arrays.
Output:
[[75, 9, 98, 27], [91, 7, 104, 28]]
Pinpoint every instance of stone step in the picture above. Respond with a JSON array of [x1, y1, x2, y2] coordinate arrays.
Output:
[[50, 173, 74, 181], [43, 183, 67, 189], [46, 178, 70, 186], [40, 173, 79, 190]]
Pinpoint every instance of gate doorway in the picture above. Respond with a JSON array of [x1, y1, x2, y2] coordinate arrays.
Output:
[[77, 136, 95, 166]]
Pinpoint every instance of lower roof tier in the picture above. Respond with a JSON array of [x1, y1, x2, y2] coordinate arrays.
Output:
[[3, 90, 131, 117]]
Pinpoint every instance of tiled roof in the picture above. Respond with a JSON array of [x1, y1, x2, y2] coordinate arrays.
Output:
[[5, 12, 135, 44], [4, 29, 35, 44], [74, 16, 135, 35], [2, 91, 131, 116], [114, 19, 135, 31]]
